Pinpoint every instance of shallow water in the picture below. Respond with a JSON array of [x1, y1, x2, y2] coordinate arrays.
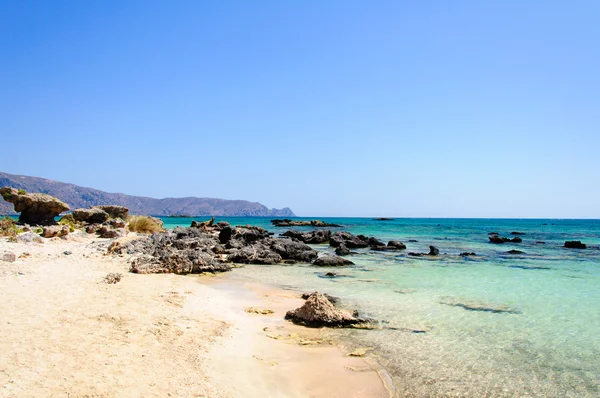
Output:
[[163, 217, 600, 397]]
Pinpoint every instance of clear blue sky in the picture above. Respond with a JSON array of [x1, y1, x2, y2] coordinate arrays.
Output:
[[1, 1, 598, 217]]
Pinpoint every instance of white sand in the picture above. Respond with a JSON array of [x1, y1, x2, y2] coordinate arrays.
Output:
[[0, 232, 388, 397]]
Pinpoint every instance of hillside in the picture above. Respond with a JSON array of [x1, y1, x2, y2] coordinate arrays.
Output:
[[0, 172, 295, 217]]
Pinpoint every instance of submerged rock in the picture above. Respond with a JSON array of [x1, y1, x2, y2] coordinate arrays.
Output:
[[510, 231, 526, 235], [509, 265, 551, 270], [313, 255, 354, 266], [440, 297, 521, 314], [460, 252, 476, 257], [564, 241, 586, 249], [0, 187, 69, 226], [285, 292, 364, 327]]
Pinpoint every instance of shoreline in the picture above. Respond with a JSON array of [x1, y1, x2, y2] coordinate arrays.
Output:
[[0, 231, 389, 397]]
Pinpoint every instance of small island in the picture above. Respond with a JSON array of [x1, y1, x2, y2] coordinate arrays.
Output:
[[270, 219, 342, 227]]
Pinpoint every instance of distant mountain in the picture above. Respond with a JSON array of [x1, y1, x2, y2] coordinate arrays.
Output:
[[0, 172, 295, 217]]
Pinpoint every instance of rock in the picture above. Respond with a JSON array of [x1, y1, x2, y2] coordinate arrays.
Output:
[[387, 240, 407, 250], [488, 232, 499, 235], [42, 225, 69, 238], [329, 232, 370, 249], [269, 239, 318, 262], [72, 208, 109, 224], [335, 244, 351, 256], [219, 225, 233, 244], [131, 250, 231, 274], [429, 246, 439, 256], [564, 241, 586, 249], [234, 225, 270, 243], [107, 218, 126, 228], [191, 217, 215, 229], [440, 297, 521, 314], [16, 232, 43, 244], [408, 239, 418, 243], [1, 251, 16, 262], [281, 229, 331, 244], [373, 218, 394, 221], [460, 252, 476, 256], [509, 265, 550, 270], [85, 224, 101, 234], [368, 237, 385, 247], [93, 205, 129, 219], [0, 187, 69, 226], [97, 227, 127, 239], [245, 307, 274, 315], [535, 241, 546, 244], [63, 251, 72, 255], [506, 250, 525, 254], [301, 292, 339, 304], [271, 219, 341, 227], [489, 236, 522, 244], [510, 231, 526, 235], [313, 255, 354, 266], [407, 252, 424, 257], [349, 347, 371, 357], [285, 292, 365, 328], [103, 273, 122, 284], [228, 247, 282, 264]]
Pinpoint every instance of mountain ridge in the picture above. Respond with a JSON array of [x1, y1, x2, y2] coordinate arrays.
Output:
[[0, 172, 295, 217]]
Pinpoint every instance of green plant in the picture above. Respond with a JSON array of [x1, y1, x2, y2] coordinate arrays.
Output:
[[127, 215, 164, 234], [0, 216, 18, 239], [17, 189, 26, 195], [58, 214, 76, 232]]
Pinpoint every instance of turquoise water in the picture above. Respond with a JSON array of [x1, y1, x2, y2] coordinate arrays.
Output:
[[170, 217, 600, 396]]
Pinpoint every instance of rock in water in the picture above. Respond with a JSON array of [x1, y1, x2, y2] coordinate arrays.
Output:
[[564, 241, 586, 249], [285, 292, 364, 328], [429, 246, 440, 256], [72, 208, 109, 224], [0, 187, 69, 226], [335, 244, 351, 256], [313, 255, 354, 266], [387, 240, 407, 250]]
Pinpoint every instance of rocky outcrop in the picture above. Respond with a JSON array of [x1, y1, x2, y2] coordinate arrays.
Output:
[[0, 187, 69, 225], [387, 240, 407, 250], [269, 239, 318, 262], [335, 244, 351, 256], [72, 208, 109, 224], [489, 235, 522, 244], [301, 292, 339, 304], [564, 241, 586, 249], [42, 225, 69, 238], [313, 255, 354, 266], [429, 246, 439, 256], [93, 205, 129, 219], [281, 229, 331, 244], [329, 232, 370, 249], [271, 219, 341, 227], [285, 292, 366, 328]]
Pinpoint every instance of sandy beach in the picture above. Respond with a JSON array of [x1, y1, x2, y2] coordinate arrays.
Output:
[[0, 231, 388, 397]]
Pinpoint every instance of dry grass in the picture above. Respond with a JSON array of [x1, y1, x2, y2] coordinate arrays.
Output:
[[127, 215, 164, 234]]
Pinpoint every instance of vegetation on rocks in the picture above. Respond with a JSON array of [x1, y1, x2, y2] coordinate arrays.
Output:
[[58, 214, 77, 232], [0, 216, 18, 240]]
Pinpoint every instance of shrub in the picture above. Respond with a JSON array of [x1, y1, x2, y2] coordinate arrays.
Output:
[[127, 215, 164, 234], [0, 216, 18, 239], [58, 214, 76, 232], [17, 189, 26, 195]]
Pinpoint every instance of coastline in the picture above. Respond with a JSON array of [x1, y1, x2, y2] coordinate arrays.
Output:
[[0, 231, 388, 397]]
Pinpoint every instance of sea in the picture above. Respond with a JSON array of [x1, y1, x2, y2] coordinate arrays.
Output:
[[154, 217, 600, 396]]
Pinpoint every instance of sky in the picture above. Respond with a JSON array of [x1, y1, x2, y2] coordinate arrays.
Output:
[[1, 1, 599, 218]]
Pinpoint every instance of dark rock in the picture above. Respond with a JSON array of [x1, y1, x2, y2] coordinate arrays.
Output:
[[506, 250, 525, 254], [269, 238, 318, 262], [387, 240, 407, 250], [285, 292, 365, 327], [63, 251, 72, 255], [0, 187, 69, 226], [228, 247, 282, 264], [329, 232, 370, 249], [85, 224, 101, 234], [510, 231, 526, 235], [408, 239, 418, 243], [488, 232, 499, 235], [460, 252, 476, 256], [107, 218, 126, 229], [509, 265, 551, 270], [489, 236, 523, 244], [282, 229, 331, 244], [335, 244, 351, 256], [429, 246, 439, 256], [72, 208, 109, 224], [535, 241, 546, 244], [368, 237, 385, 247], [219, 225, 233, 244], [271, 219, 341, 227], [97, 227, 126, 239], [373, 218, 394, 221], [93, 205, 129, 220], [408, 252, 424, 257], [42, 225, 69, 238], [313, 255, 354, 266], [564, 241, 586, 249]]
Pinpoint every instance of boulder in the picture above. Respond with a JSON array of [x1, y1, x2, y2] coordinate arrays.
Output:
[[97, 227, 127, 239], [489, 236, 522, 244], [313, 255, 354, 266], [429, 246, 439, 256], [16, 231, 43, 244], [282, 229, 331, 244], [269, 239, 318, 262], [335, 244, 351, 256], [107, 218, 127, 228], [1, 251, 16, 262], [301, 292, 339, 304], [285, 292, 364, 328], [93, 205, 129, 219], [368, 237, 385, 247], [329, 232, 370, 249], [0, 187, 69, 226], [219, 225, 233, 244], [564, 241, 586, 249], [72, 208, 109, 224], [228, 247, 282, 264], [387, 240, 407, 250], [42, 225, 69, 238]]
